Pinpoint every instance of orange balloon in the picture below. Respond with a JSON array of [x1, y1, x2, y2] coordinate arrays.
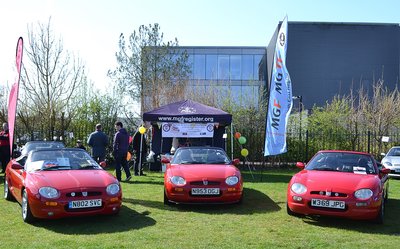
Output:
[[234, 132, 241, 139], [126, 151, 132, 161]]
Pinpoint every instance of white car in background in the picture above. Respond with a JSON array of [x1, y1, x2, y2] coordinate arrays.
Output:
[[381, 146, 400, 178]]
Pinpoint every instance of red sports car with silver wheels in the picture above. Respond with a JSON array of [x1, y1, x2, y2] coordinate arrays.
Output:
[[4, 148, 122, 223], [162, 147, 243, 205], [287, 150, 390, 223]]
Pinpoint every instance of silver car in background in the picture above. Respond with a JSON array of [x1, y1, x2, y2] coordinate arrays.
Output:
[[381, 146, 400, 178]]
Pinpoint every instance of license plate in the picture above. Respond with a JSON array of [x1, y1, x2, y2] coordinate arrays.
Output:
[[191, 188, 220, 195], [311, 199, 345, 209], [69, 199, 102, 209]]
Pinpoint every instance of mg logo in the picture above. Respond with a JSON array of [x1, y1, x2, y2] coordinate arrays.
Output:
[[203, 180, 208, 186], [82, 192, 88, 197]]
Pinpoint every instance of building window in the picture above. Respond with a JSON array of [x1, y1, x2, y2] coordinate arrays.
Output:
[[187, 55, 194, 79], [218, 55, 229, 80], [241, 55, 254, 80], [254, 55, 263, 80], [206, 54, 218, 80], [193, 54, 206, 79], [230, 55, 241, 80]]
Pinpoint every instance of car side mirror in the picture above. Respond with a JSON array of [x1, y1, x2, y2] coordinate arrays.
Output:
[[232, 158, 240, 166], [11, 163, 24, 170], [296, 162, 305, 169], [161, 157, 170, 164], [380, 167, 391, 174]]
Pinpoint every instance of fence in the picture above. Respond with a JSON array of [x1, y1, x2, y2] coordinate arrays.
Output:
[[230, 129, 400, 167], [14, 125, 399, 168]]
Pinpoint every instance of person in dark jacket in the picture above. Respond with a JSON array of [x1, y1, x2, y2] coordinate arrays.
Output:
[[132, 128, 148, 176], [0, 123, 10, 173], [87, 123, 108, 162], [113, 121, 131, 181]]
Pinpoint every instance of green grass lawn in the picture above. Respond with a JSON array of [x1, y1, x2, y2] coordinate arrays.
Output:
[[1, 169, 400, 249]]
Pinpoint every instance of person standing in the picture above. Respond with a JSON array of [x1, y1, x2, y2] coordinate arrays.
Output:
[[132, 130, 147, 176], [113, 121, 131, 182], [0, 123, 10, 173], [132, 128, 148, 176], [87, 123, 108, 162]]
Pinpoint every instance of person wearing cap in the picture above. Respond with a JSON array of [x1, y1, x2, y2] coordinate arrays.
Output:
[[75, 140, 86, 150], [87, 123, 108, 162]]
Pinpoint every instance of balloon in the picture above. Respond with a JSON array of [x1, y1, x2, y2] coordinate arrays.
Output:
[[238, 136, 247, 145], [241, 148, 249, 157], [139, 126, 146, 134], [234, 132, 241, 139], [126, 151, 132, 161]]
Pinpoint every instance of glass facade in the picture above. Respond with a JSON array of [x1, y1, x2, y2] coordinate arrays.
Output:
[[181, 46, 266, 107]]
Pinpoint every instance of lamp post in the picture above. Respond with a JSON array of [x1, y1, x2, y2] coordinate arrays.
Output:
[[292, 95, 303, 141]]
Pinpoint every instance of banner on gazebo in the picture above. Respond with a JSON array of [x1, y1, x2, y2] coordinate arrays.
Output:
[[161, 122, 214, 138]]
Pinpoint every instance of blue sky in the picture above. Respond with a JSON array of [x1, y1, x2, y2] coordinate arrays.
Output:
[[1, 0, 399, 92]]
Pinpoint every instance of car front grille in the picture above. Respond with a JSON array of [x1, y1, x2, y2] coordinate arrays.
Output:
[[310, 191, 347, 198], [66, 191, 102, 197], [190, 181, 221, 186]]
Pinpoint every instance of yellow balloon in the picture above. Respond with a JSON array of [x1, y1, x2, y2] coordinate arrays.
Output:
[[139, 126, 146, 134], [241, 148, 249, 157]]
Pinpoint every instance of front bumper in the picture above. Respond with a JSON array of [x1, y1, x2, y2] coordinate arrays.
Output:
[[28, 195, 122, 219], [287, 194, 382, 220]]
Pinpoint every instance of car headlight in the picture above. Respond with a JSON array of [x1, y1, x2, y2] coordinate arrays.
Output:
[[170, 176, 186, 186], [291, 183, 307, 195], [382, 161, 392, 167], [106, 183, 120, 195], [354, 189, 373, 200], [225, 176, 239, 186], [39, 187, 60, 199]]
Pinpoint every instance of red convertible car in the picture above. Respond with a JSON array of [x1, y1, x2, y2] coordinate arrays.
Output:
[[162, 147, 243, 205], [4, 148, 122, 223], [287, 150, 390, 223]]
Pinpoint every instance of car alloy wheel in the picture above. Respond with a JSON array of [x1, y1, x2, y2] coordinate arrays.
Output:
[[4, 178, 13, 201], [22, 189, 34, 223]]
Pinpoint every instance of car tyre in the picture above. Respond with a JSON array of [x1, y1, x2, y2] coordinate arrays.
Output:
[[4, 177, 14, 201], [287, 202, 300, 217], [163, 190, 172, 206], [22, 189, 35, 223], [374, 201, 384, 224], [384, 184, 389, 202]]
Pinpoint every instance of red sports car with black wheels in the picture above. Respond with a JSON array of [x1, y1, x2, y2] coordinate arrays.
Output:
[[162, 147, 243, 205], [287, 150, 390, 223], [4, 148, 122, 223]]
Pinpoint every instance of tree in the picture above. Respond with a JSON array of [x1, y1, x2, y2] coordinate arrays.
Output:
[[0, 85, 8, 123], [19, 18, 86, 140], [109, 23, 191, 115]]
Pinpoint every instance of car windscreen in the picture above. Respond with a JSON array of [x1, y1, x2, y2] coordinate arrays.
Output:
[[21, 142, 65, 156], [387, 148, 400, 156], [305, 152, 377, 174], [26, 150, 101, 172], [171, 148, 231, 165]]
